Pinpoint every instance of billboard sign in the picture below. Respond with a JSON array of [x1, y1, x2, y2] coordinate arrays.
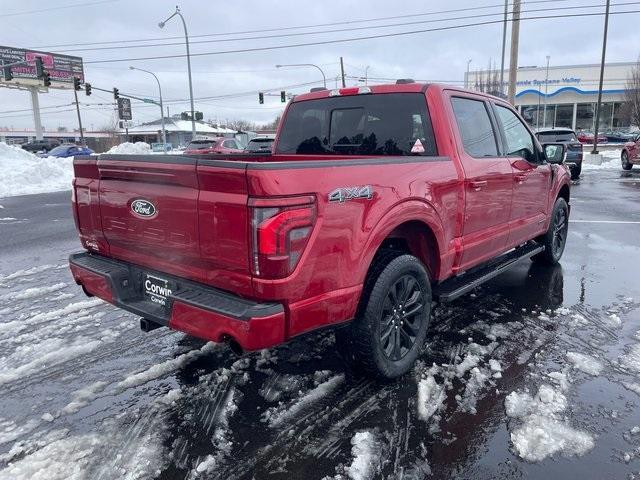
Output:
[[0, 45, 84, 89], [117, 98, 132, 120]]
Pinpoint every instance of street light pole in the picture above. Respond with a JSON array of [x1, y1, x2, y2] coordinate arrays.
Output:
[[592, 0, 611, 155], [130, 66, 166, 154], [159, 6, 196, 141], [499, 0, 508, 96], [275, 63, 327, 88], [543, 55, 550, 128], [465, 59, 472, 89]]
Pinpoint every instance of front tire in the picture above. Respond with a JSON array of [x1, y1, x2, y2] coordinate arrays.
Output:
[[622, 151, 633, 170], [532, 197, 569, 265], [337, 254, 431, 379]]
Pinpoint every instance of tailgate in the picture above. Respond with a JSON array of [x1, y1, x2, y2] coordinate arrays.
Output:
[[83, 154, 252, 294]]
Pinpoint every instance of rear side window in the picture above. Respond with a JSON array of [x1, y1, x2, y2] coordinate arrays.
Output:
[[451, 97, 499, 158], [276, 93, 437, 156]]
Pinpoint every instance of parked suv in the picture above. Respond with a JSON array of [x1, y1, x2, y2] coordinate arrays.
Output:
[[69, 83, 571, 378], [621, 133, 640, 170], [21, 139, 60, 153], [184, 137, 243, 155], [535, 128, 583, 179]]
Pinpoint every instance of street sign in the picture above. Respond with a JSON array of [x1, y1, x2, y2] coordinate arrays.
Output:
[[117, 98, 132, 120], [119, 120, 133, 129], [0, 45, 84, 90], [142, 98, 157, 104]]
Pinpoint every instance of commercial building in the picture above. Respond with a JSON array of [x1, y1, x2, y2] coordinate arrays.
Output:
[[121, 117, 238, 147], [466, 62, 634, 131]]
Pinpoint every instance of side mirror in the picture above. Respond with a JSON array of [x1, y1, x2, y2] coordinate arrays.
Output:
[[543, 143, 566, 164]]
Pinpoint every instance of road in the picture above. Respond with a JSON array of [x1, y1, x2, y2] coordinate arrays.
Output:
[[1, 167, 640, 480]]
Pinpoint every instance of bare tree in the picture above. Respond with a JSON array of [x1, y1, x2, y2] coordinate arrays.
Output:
[[473, 60, 503, 97], [261, 114, 281, 131], [622, 58, 640, 128]]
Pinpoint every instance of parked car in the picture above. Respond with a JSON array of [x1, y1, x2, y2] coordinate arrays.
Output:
[[40, 144, 94, 158], [183, 137, 244, 155], [21, 139, 60, 153], [244, 137, 274, 153], [621, 133, 640, 170], [576, 130, 607, 144], [535, 128, 583, 179], [69, 82, 571, 379], [604, 130, 636, 143]]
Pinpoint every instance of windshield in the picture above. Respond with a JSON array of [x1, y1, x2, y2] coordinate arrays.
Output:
[[187, 141, 216, 149], [276, 93, 437, 156], [48, 145, 72, 155], [537, 131, 577, 142]]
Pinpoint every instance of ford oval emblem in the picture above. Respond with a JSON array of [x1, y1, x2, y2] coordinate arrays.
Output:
[[130, 199, 157, 218]]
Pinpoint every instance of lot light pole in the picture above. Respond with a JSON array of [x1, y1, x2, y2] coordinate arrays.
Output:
[[466, 59, 472, 89], [592, 0, 611, 155], [130, 66, 166, 153], [275, 63, 327, 88], [159, 6, 196, 141]]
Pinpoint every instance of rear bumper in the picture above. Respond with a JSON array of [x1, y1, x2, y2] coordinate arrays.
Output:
[[69, 252, 285, 350]]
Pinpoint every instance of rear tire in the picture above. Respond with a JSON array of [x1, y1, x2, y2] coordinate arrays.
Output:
[[570, 163, 582, 180], [337, 253, 431, 379], [532, 197, 569, 265], [622, 151, 633, 170]]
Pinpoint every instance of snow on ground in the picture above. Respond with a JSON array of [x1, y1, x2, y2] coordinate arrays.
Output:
[[344, 431, 381, 480], [505, 382, 594, 462], [417, 375, 446, 421], [262, 374, 345, 427], [566, 351, 604, 376], [0, 143, 73, 198], [106, 141, 152, 154], [583, 148, 623, 171]]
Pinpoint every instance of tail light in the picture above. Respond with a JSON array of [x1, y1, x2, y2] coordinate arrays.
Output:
[[249, 195, 316, 278]]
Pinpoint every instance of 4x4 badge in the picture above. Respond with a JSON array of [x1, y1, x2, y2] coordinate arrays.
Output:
[[328, 185, 373, 203]]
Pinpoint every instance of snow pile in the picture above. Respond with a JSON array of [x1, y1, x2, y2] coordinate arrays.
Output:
[[505, 383, 594, 461], [344, 431, 380, 480], [61, 381, 109, 415], [0, 142, 73, 198], [583, 148, 622, 171], [0, 433, 100, 480], [566, 352, 604, 376], [106, 141, 151, 154], [417, 376, 446, 421]]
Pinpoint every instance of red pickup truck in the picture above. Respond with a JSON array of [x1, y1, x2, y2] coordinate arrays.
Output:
[[69, 82, 571, 378]]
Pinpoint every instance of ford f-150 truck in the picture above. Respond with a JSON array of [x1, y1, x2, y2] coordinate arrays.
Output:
[[69, 82, 571, 378]]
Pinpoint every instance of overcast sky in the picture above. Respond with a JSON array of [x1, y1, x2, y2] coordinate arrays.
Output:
[[0, 0, 639, 131]]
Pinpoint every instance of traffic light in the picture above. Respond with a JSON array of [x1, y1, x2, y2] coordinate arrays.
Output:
[[35, 57, 44, 78], [42, 72, 51, 87], [180, 112, 189, 120], [195, 111, 203, 121], [280, 91, 286, 103], [2, 65, 12, 81], [73, 77, 81, 91], [85, 83, 92, 96], [258, 92, 264, 104], [113, 88, 119, 100]]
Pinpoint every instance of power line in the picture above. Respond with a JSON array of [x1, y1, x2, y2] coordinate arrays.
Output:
[[30, 0, 569, 50], [55, 2, 639, 54], [0, 0, 119, 18], [84, 9, 640, 65]]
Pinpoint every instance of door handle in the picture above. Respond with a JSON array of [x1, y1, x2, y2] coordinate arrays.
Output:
[[469, 180, 488, 191]]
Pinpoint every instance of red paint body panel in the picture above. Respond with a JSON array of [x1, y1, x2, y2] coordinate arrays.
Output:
[[69, 83, 571, 349], [69, 264, 113, 302]]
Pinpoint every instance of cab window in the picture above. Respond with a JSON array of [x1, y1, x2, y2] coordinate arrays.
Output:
[[494, 105, 537, 163]]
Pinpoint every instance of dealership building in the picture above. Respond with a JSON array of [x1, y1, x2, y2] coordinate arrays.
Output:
[[466, 62, 634, 131]]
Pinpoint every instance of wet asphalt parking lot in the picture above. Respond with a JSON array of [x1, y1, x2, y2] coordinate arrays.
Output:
[[1, 166, 640, 480]]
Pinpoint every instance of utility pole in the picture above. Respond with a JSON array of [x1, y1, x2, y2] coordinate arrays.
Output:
[[73, 87, 85, 145], [543, 55, 550, 128], [29, 87, 44, 141], [592, 0, 610, 155], [499, 0, 508, 96], [507, 0, 521, 105], [465, 59, 472, 89], [340, 57, 346, 87]]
